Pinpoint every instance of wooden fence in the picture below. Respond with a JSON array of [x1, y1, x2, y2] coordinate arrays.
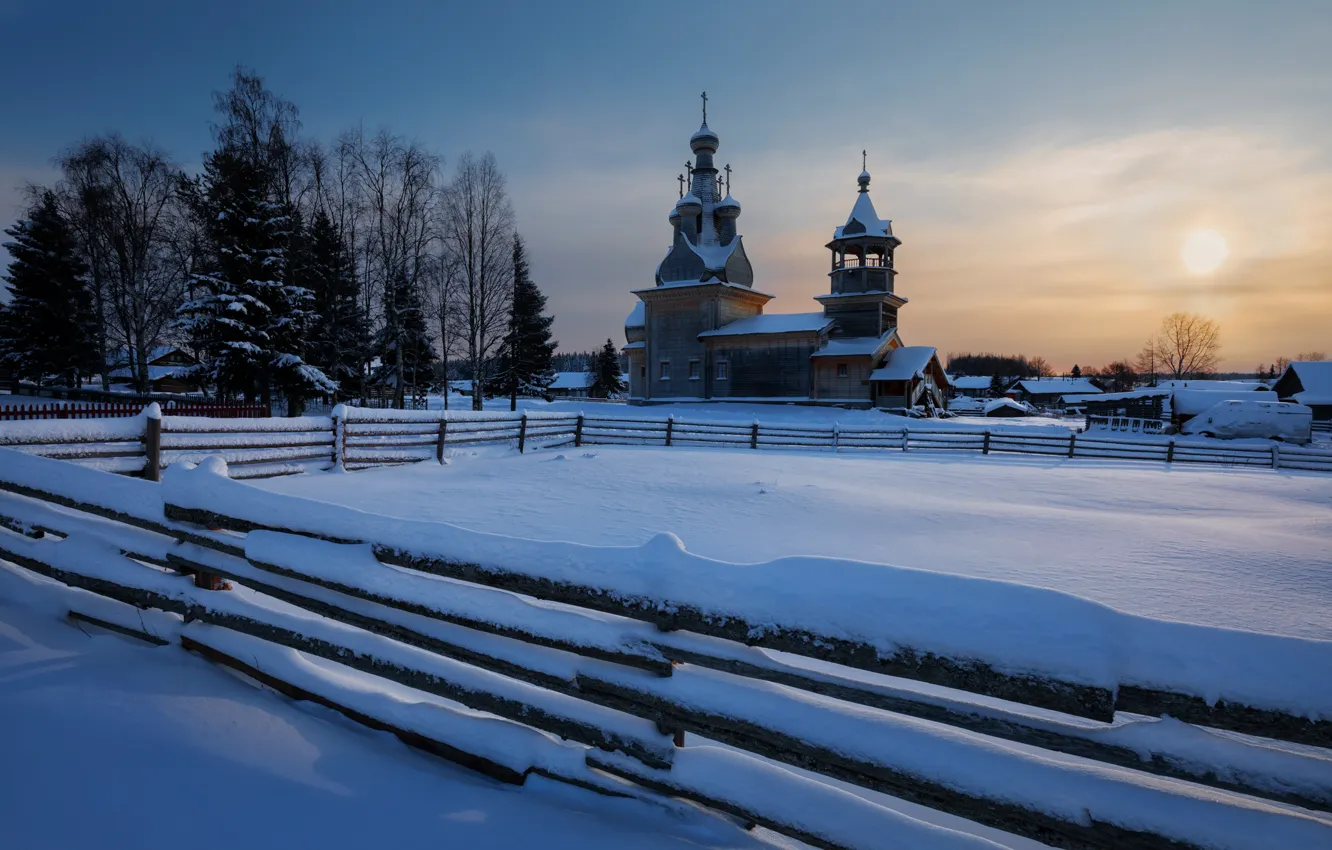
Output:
[[0, 400, 269, 421], [0, 452, 1327, 850], [3, 406, 1332, 478]]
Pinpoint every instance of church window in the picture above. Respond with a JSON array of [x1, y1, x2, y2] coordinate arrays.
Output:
[[659, 361, 671, 380], [716, 361, 729, 380], [837, 363, 849, 378], [688, 359, 701, 380]]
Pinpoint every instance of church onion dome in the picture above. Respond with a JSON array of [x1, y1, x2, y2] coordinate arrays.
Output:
[[676, 192, 702, 212], [715, 194, 741, 217], [690, 122, 720, 153], [858, 169, 871, 190], [668, 204, 681, 224]]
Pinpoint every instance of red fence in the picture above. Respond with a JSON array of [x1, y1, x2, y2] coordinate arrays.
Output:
[[0, 401, 270, 422]]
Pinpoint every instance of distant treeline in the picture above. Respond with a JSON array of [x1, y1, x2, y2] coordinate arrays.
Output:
[[945, 353, 1039, 378]]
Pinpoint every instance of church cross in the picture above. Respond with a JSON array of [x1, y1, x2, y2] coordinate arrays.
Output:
[[701, 90, 708, 123], [862, 149, 867, 171], [677, 173, 686, 198], [724, 163, 732, 194]]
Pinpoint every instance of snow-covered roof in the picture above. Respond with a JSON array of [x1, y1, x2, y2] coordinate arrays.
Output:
[[635, 280, 774, 298], [834, 191, 893, 240], [951, 376, 993, 390], [677, 192, 702, 208], [698, 312, 833, 338], [1279, 361, 1332, 406], [811, 329, 899, 358], [625, 302, 645, 329], [985, 398, 1031, 415], [549, 372, 595, 390], [869, 346, 940, 382], [622, 341, 645, 350], [684, 235, 740, 272], [1011, 378, 1102, 396], [108, 365, 192, 381], [1158, 379, 1269, 391], [1072, 387, 1171, 403], [1172, 389, 1279, 416], [715, 194, 740, 209]]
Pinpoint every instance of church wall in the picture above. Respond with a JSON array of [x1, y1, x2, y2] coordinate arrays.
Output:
[[645, 296, 712, 399], [625, 349, 645, 399], [822, 303, 883, 338], [812, 358, 875, 403], [706, 334, 816, 399]]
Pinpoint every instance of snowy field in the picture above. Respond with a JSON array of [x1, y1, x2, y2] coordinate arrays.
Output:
[[258, 445, 1332, 640], [0, 571, 785, 850]]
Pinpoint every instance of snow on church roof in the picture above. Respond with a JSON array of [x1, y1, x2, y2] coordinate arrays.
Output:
[[698, 312, 833, 338], [685, 235, 740, 271], [811, 329, 899, 358], [869, 346, 943, 383], [625, 302, 645, 328], [834, 191, 893, 240]]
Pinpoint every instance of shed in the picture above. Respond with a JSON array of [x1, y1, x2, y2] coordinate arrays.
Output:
[[951, 376, 994, 398], [108, 347, 199, 394], [548, 372, 596, 399], [868, 346, 949, 411], [1009, 378, 1102, 406], [1273, 362, 1332, 420], [984, 398, 1032, 417]]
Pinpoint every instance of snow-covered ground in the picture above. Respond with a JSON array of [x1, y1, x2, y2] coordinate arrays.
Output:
[[257, 446, 1332, 640], [0, 569, 782, 850]]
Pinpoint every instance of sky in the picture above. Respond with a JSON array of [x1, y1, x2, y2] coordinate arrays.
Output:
[[1, 0, 1330, 371]]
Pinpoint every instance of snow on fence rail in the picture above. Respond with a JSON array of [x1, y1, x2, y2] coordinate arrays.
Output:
[[0, 448, 1330, 850], [4, 405, 1332, 480]]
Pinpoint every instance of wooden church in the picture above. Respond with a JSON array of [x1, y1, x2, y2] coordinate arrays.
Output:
[[623, 98, 949, 410]]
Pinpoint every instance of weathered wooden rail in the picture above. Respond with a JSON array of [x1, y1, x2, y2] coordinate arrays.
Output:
[[1, 450, 1328, 850]]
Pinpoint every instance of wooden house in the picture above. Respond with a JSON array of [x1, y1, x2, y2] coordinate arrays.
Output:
[[1273, 362, 1332, 420], [108, 347, 199, 394]]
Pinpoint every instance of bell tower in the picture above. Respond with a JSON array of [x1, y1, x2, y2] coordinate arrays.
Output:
[[815, 155, 908, 338]]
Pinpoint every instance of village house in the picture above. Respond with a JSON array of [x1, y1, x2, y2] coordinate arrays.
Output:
[[1006, 377, 1101, 408], [107, 347, 199, 394], [623, 101, 948, 410], [547, 371, 596, 399], [1273, 361, 1332, 420], [951, 376, 993, 398]]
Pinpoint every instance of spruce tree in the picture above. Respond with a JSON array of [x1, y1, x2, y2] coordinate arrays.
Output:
[[499, 235, 556, 408], [379, 271, 434, 405], [304, 208, 364, 396], [590, 338, 626, 399], [1071, 364, 1081, 378], [1, 191, 99, 387]]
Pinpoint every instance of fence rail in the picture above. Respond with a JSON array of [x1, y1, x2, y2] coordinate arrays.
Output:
[[0, 449, 1327, 850], [3, 405, 1332, 478], [0, 400, 269, 421]]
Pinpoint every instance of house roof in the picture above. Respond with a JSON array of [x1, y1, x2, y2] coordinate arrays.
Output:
[[951, 376, 993, 390], [1011, 378, 1102, 395], [698, 312, 833, 338], [1277, 361, 1332, 406], [550, 372, 595, 390], [108, 365, 192, 381], [811, 329, 899, 358], [1158, 379, 1270, 391], [869, 346, 943, 383]]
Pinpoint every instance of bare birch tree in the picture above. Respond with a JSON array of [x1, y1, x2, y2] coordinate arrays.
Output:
[[57, 135, 188, 392], [441, 152, 514, 411], [1143, 312, 1221, 381]]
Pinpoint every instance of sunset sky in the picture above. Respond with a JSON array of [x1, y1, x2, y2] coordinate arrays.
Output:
[[1, 0, 1329, 371]]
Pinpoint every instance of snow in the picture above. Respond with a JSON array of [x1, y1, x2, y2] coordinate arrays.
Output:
[[1181, 400, 1314, 442], [625, 301, 645, 329], [159, 461, 1332, 721], [676, 192, 701, 207], [834, 190, 893, 239], [716, 193, 740, 210], [1010, 378, 1102, 396], [869, 346, 939, 382], [0, 567, 777, 850], [254, 446, 1332, 643], [811, 330, 897, 358], [1281, 361, 1332, 406], [983, 398, 1031, 416], [951, 376, 993, 390], [0, 447, 163, 523], [684, 235, 740, 271], [697, 312, 832, 337], [0, 413, 146, 444], [1160, 380, 1270, 391], [549, 372, 595, 390], [1173, 389, 1279, 417], [108, 364, 189, 381]]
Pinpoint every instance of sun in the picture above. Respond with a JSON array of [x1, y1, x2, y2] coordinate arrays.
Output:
[[1181, 229, 1229, 276]]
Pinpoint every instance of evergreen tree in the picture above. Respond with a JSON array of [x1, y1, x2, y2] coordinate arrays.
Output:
[[590, 338, 626, 399], [379, 271, 435, 403], [0, 191, 99, 387], [1070, 364, 1081, 378], [987, 373, 1009, 398], [304, 207, 364, 396], [498, 235, 556, 408]]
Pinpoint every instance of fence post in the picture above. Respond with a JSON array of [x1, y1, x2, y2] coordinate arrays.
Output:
[[1167, 438, 1175, 464], [750, 421, 759, 450], [436, 418, 448, 464], [832, 423, 840, 452], [574, 414, 585, 447], [143, 407, 162, 482], [518, 413, 528, 454], [1068, 432, 1076, 458], [1272, 442, 1280, 470], [901, 429, 909, 451], [982, 430, 991, 455], [665, 415, 674, 447]]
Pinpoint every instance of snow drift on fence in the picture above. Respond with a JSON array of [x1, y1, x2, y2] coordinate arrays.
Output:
[[0, 447, 163, 522], [162, 460, 1332, 722], [0, 414, 146, 445]]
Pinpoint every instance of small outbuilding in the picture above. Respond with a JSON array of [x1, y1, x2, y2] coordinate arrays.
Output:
[[1008, 378, 1101, 407], [108, 347, 199, 394], [951, 376, 993, 398], [984, 398, 1032, 417], [1273, 362, 1332, 420], [548, 372, 596, 399]]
